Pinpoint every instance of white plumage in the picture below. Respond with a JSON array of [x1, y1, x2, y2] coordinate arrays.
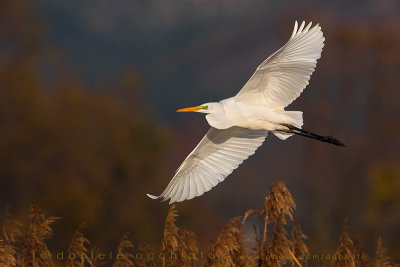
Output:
[[236, 21, 324, 108], [147, 21, 335, 204], [148, 127, 267, 203]]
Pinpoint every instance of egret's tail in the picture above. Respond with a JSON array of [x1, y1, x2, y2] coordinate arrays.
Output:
[[280, 123, 346, 147], [273, 111, 303, 140]]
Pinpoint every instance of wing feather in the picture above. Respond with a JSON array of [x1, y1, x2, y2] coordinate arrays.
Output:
[[188, 173, 198, 198], [200, 172, 212, 191], [147, 127, 268, 203], [180, 175, 190, 202], [194, 172, 206, 196], [235, 21, 325, 108]]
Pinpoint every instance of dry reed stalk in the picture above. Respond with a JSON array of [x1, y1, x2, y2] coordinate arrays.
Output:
[[376, 237, 397, 267], [161, 204, 199, 267], [90, 248, 106, 267], [1, 205, 22, 245], [66, 225, 92, 267], [241, 181, 299, 267], [257, 181, 296, 267], [20, 201, 59, 267], [207, 216, 255, 267], [265, 215, 292, 267], [0, 242, 16, 267], [290, 222, 309, 267], [352, 235, 370, 267], [112, 233, 134, 267], [242, 209, 258, 225], [134, 241, 156, 267], [252, 224, 264, 266], [243, 209, 262, 265], [0, 205, 22, 267], [331, 222, 356, 267], [261, 181, 295, 243]]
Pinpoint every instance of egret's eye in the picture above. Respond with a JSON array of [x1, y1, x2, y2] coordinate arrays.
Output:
[[201, 105, 208, 110]]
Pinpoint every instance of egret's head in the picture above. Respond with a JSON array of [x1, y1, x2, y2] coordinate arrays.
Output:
[[176, 102, 219, 114], [177, 102, 229, 129]]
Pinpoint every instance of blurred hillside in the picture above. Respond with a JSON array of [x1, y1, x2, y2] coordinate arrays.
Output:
[[0, 0, 400, 264], [0, 0, 171, 250]]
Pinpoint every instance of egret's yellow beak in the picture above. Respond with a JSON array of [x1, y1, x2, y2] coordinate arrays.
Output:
[[177, 106, 203, 112]]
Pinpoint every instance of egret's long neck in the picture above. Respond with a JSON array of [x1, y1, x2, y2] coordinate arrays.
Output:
[[205, 102, 232, 129]]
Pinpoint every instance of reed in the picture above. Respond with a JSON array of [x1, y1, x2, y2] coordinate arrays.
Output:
[[112, 233, 134, 267], [161, 204, 199, 267], [0, 182, 397, 266], [66, 225, 92, 267], [0, 205, 21, 267], [20, 201, 58, 267]]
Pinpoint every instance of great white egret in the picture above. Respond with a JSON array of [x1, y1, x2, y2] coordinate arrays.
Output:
[[147, 21, 345, 204]]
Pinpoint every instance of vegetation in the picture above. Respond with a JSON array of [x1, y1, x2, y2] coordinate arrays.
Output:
[[0, 181, 397, 267], [1, 0, 400, 265]]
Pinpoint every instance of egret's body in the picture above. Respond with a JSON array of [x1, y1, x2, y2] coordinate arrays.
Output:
[[203, 97, 300, 131], [147, 21, 345, 204]]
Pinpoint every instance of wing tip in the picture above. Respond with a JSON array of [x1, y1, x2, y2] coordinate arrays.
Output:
[[292, 21, 298, 38], [292, 20, 324, 33], [146, 193, 160, 200], [299, 21, 305, 32], [147, 193, 176, 204]]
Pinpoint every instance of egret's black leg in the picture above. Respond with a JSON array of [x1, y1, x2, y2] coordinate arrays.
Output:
[[280, 123, 346, 147]]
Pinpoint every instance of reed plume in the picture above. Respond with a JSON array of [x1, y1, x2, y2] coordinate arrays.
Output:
[[0, 241, 16, 267], [263, 181, 296, 267], [261, 181, 296, 224], [0, 205, 22, 267], [90, 248, 106, 267], [331, 222, 356, 267], [20, 201, 59, 267], [352, 234, 369, 267], [134, 241, 156, 267], [207, 216, 255, 267], [1, 205, 22, 245], [376, 237, 397, 267], [112, 233, 134, 267], [66, 225, 92, 267], [161, 204, 199, 267]]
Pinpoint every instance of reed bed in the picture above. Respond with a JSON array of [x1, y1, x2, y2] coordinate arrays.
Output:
[[0, 181, 397, 267]]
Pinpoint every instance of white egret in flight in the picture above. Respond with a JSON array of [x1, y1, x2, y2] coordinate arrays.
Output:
[[147, 21, 345, 204]]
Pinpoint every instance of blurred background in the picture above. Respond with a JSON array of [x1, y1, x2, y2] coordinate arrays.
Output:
[[1, 0, 400, 262]]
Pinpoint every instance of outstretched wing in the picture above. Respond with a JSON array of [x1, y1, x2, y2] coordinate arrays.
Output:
[[235, 21, 325, 109], [147, 127, 268, 204]]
